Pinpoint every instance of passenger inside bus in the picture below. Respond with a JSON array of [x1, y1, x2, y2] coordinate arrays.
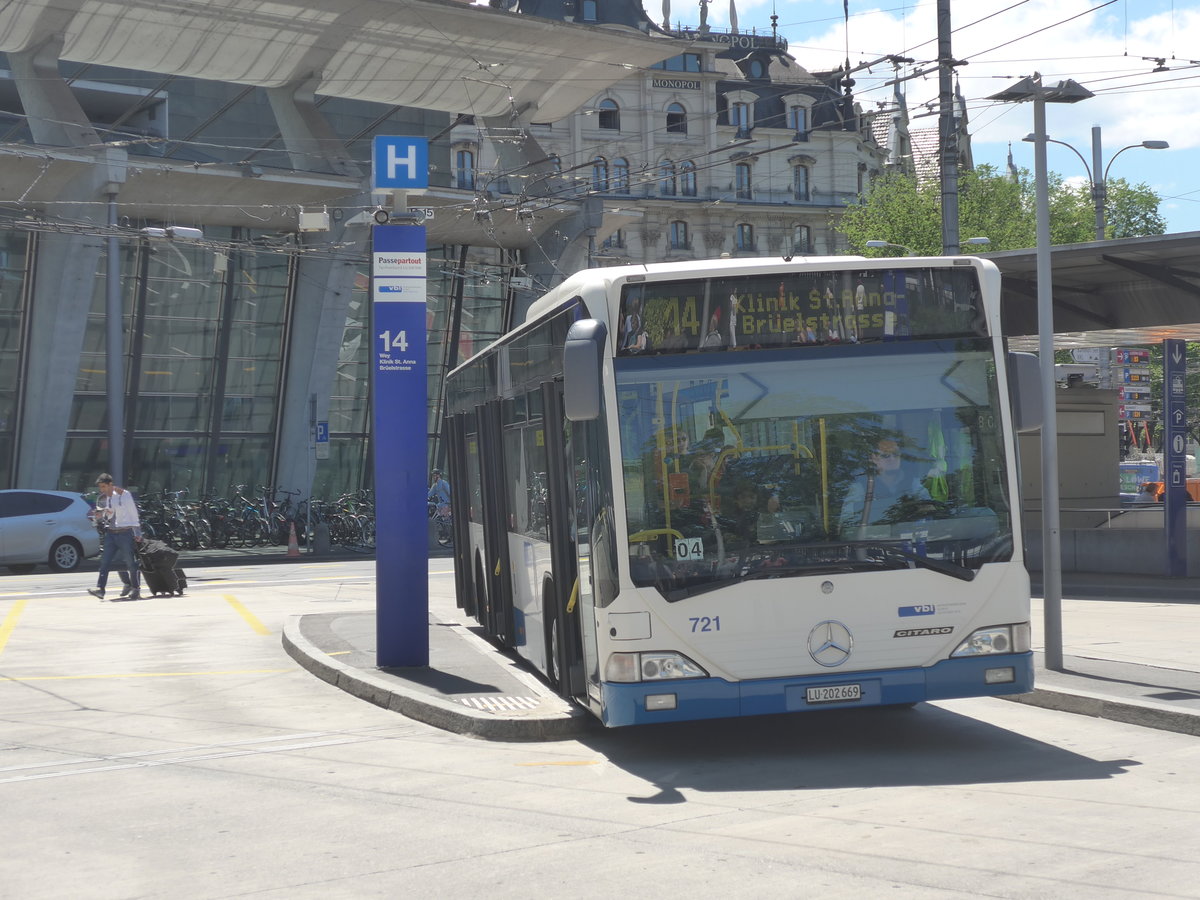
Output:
[[839, 437, 933, 530], [718, 482, 797, 547]]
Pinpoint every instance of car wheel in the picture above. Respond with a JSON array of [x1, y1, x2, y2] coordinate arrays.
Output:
[[6, 564, 36, 575], [48, 538, 83, 572]]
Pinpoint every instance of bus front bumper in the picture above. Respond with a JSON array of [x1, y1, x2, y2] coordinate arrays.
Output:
[[599, 652, 1034, 727]]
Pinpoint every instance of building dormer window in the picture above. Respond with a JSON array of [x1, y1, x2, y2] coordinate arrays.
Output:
[[787, 104, 808, 138], [651, 53, 701, 73], [666, 103, 687, 134], [597, 99, 620, 130], [730, 101, 751, 131]]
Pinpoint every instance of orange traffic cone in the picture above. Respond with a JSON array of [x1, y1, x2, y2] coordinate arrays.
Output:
[[286, 521, 301, 558]]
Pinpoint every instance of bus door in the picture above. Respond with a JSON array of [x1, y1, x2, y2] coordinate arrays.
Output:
[[444, 413, 472, 616], [541, 382, 586, 698], [476, 399, 515, 645], [565, 402, 616, 713]]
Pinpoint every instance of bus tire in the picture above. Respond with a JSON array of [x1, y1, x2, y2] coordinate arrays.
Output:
[[472, 554, 487, 621], [542, 578, 561, 692]]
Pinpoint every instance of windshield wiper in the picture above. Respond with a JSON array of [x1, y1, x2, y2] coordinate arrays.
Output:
[[659, 547, 976, 601], [661, 561, 863, 602], [865, 545, 977, 582]]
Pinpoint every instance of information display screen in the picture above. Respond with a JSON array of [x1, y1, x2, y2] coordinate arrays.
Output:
[[615, 267, 985, 356]]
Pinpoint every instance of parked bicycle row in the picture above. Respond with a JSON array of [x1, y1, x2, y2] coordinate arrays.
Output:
[[128, 486, 376, 552]]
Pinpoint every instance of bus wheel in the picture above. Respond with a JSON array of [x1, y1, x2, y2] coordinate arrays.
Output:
[[543, 580, 561, 691], [473, 555, 487, 619]]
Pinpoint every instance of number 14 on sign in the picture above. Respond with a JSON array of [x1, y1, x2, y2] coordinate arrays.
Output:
[[379, 330, 409, 352]]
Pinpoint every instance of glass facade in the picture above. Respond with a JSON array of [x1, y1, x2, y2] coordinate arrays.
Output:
[[59, 230, 293, 496], [0, 60, 550, 502], [6, 223, 513, 501]]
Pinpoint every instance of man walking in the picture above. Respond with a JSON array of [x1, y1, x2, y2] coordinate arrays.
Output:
[[88, 473, 142, 601]]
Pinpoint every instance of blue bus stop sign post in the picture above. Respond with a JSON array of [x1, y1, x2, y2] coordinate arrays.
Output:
[[372, 224, 429, 666], [1163, 339, 1188, 577]]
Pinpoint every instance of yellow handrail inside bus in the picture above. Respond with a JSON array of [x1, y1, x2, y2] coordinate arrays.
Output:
[[629, 528, 684, 543]]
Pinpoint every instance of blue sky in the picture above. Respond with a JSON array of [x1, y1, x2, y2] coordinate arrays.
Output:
[[664, 0, 1200, 234]]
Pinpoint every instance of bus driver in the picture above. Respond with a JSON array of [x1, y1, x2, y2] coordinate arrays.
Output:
[[839, 437, 931, 531]]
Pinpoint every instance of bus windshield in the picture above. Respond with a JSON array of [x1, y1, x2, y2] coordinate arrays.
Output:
[[615, 339, 1013, 600]]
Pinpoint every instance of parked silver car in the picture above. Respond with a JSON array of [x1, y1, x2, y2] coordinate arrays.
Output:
[[0, 490, 102, 573]]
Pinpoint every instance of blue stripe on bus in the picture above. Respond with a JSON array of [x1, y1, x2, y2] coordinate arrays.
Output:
[[598, 653, 1034, 727]]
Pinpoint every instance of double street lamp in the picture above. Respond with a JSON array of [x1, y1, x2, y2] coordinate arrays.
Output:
[[988, 73, 1094, 672], [1021, 126, 1168, 241]]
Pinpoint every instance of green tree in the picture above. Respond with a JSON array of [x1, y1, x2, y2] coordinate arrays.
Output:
[[835, 164, 1165, 255]]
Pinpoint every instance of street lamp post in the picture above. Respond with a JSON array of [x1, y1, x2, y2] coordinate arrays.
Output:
[[864, 240, 913, 255], [1023, 126, 1168, 241], [989, 73, 1093, 673]]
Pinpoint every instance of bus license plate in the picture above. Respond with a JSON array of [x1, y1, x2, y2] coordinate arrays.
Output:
[[806, 684, 862, 704]]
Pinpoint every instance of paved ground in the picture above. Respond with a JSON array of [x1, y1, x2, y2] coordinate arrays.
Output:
[[56, 546, 1200, 738], [275, 561, 1200, 740]]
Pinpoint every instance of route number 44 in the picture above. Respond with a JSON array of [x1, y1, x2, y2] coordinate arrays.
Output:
[[379, 330, 409, 353]]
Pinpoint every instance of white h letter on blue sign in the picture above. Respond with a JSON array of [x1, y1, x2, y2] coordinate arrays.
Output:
[[373, 136, 429, 190]]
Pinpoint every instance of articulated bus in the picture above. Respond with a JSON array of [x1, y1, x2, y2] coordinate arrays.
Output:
[[443, 256, 1036, 727]]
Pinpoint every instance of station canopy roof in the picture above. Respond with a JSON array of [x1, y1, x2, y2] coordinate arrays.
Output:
[[0, 0, 680, 122], [987, 231, 1200, 350]]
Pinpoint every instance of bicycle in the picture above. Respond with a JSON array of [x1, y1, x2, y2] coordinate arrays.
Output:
[[428, 500, 453, 547]]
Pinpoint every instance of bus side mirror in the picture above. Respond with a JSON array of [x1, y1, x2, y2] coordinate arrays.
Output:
[[1007, 351, 1043, 433], [564, 319, 607, 421]]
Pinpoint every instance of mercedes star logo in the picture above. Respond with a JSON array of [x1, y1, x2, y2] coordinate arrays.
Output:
[[808, 619, 853, 667]]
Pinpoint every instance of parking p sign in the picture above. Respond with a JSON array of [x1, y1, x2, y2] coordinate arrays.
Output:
[[372, 136, 429, 190]]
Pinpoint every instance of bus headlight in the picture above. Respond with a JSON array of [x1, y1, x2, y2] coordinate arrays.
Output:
[[605, 652, 708, 683], [950, 623, 1030, 657]]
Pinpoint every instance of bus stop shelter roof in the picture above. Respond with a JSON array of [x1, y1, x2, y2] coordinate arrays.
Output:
[[988, 231, 1200, 350], [0, 0, 680, 122]]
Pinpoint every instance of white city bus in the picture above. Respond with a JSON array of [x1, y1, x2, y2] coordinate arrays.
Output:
[[443, 256, 1036, 727]]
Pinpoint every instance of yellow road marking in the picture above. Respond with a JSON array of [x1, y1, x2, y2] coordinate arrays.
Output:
[[224, 595, 271, 634], [328, 650, 351, 656], [0, 599, 27, 657], [0, 668, 291, 682], [515, 760, 600, 767]]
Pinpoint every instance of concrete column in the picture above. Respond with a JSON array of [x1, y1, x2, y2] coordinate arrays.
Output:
[[266, 74, 361, 177], [10, 38, 128, 489]]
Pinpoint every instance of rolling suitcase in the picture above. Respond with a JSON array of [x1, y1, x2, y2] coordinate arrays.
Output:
[[136, 539, 185, 596], [142, 565, 186, 596]]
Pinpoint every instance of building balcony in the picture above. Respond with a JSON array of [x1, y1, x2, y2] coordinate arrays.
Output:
[[707, 187, 858, 207]]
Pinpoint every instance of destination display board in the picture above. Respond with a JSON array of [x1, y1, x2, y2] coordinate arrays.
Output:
[[615, 267, 985, 356]]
